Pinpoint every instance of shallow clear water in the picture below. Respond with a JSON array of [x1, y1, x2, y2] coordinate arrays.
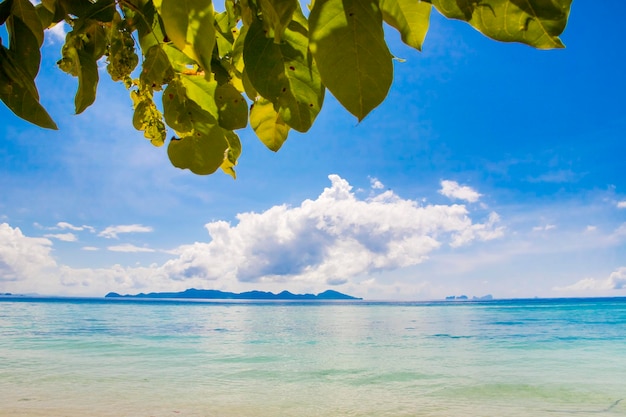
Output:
[[1, 297, 625, 416]]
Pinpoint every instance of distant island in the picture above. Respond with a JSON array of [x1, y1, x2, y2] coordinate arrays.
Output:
[[105, 288, 362, 300], [445, 294, 493, 301]]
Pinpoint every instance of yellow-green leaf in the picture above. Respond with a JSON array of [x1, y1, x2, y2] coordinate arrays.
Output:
[[179, 74, 220, 120], [107, 13, 139, 83], [249, 96, 290, 152], [215, 83, 248, 130], [220, 129, 241, 179], [140, 44, 174, 90], [153, 0, 215, 75], [167, 125, 229, 175], [131, 89, 166, 146], [162, 80, 194, 134], [309, 0, 392, 121], [244, 19, 324, 132], [258, 0, 298, 43], [380, 0, 431, 51], [130, 0, 165, 53], [432, 0, 571, 49], [214, 10, 237, 57]]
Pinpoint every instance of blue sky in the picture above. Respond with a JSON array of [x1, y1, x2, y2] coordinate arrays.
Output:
[[1, 2, 625, 300]]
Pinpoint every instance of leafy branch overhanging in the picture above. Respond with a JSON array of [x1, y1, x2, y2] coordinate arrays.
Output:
[[0, 0, 572, 176]]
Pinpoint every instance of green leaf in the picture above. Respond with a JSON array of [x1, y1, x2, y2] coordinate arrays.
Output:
[[162, 80, 194, 134], [128, 0, 165, 53], [153, 0, 215, 75], [380, 0, 431, 51], [214, 10, 237, 57], [215, 82, 248, 130], [163, 78, 230, 174], [57, 30, 99, 114], [8, 0, 44, 80], [257, 0, 298, 43], [309, 0, 393, 121], [179, 73, 220, 120], [75, 50, 98, 114], [167, 126, 229, 175], [0, 46, 58, 129], [244, 19, 324, 132], [432, 0, 571, 49], [140, 44, 174, 90], [10, 0, 44, 46], [61, 0, 116, 23], [0, 1, 11, 25], [36, 3, 55, 29], [162, 43, 196, 73], [249, 96, 290, 152]]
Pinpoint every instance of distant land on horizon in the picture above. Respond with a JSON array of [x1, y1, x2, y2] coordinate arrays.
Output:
[[105, 288, 363, 300]]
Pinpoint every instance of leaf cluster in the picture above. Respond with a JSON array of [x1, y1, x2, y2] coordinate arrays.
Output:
[[0, 0, 572, 177]]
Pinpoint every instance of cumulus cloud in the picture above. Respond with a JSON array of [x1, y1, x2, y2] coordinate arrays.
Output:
[[439, 180, 482, 203], [0, 223, 56, 283], [82, 246, 99, 251], [99, 224, 153, 239], [44, 233, 78, 242], [161, 175, 501, 286], [617, 201, 626, 209], [555, 267, 626, 291], [107, 244, 155, 253]]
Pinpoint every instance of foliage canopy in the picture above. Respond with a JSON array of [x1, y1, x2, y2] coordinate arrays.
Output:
[[0, 0, 572, 177]]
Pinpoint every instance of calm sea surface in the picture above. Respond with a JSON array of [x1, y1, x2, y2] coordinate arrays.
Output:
[[1, 297, 625, 417]]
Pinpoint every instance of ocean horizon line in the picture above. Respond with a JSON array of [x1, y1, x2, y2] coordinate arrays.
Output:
[[2, 293, 626, 305]]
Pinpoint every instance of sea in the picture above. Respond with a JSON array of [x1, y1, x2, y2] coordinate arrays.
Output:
[[1, 297, 625, 417]]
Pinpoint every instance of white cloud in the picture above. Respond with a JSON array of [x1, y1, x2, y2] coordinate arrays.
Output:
[[34, 222, 95, 233], [161, 175, 502, 286], [585, 225, 597, 232], [107, 244, 155, 253], [44, 233, 78, 242], [449, 212, 504, 247], [617, 201, 626, 209], [369, 177, 384, 189], [439, 180, 482, 203], [82, 246, 99, 251], [533, 224, 557, 232], [57, 222, 95, 233], [45, 22, 68, 45], [555, 267, 626, 291], [0, 223, 56, 283], [99, 224, 153, 239]]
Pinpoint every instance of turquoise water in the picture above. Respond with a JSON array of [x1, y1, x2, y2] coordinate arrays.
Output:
[[1, 297, 625, 416]]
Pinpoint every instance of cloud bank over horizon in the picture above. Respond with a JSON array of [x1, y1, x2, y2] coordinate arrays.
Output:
[[555, 267, 626, 292], [0, 175, 505, 298]]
